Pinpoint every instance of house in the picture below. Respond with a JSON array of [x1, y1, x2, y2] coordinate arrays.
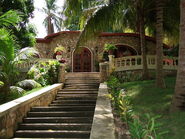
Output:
[[36, 31, 168, 72]]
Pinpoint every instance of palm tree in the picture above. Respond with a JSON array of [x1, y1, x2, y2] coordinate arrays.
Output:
[[171, 0, 185, 111], [155, 0, 166, 88], [41, 0, 62, 35], [0, 10, 21, 96], [75, 0, 153, 79]]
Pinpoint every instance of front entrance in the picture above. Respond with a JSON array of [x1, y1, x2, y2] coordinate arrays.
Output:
[[73, 47, 92, 72]]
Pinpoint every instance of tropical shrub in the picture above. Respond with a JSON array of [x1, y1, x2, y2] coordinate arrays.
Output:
[[17, 79, 41, 90], [104, 43, 117, 52], [28, 61, 60, 86], [111, 71, 142, 83], [107, 76, 168, 138], [0, 81, 4, 88]]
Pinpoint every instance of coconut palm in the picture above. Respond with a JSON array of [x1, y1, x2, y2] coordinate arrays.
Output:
[[74, 0, 154, 79], [171, 0, 185, 111], [41, 0, 62, 35], [155, 0, 166, 88]]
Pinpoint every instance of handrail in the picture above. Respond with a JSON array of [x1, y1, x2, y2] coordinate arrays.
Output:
[[114, 55, 178, 71]]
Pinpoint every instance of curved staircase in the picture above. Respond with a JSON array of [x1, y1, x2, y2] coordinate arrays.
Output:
[[13, 72, 100, 139]]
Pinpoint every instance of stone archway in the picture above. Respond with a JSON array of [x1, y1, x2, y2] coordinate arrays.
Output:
[[73, 47, 92, 72], [114, 45, 138, 58]]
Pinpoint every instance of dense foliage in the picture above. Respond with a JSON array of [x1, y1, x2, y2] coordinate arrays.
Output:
[[0, 0, 36, 48], [28, 61, 60, 86], [107, 76, 177, 138], [63, 0, 107, 30]]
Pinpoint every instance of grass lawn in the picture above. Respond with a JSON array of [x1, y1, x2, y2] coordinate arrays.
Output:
[[121, 77, 185, 139], [0, 86, 49, 105]]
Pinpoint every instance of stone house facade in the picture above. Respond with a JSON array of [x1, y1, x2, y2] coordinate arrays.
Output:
[[36, 31, 167, 72]]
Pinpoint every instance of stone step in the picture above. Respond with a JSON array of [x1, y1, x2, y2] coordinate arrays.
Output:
[[57, 91, 98, 94], [31, 106, 95, 112], [56, 97, 97, 100], [23, 117, 93, 123], [27, 111, 94, 117], [64, 87, 98, 89], [56, 95, 97, 99], [52, 100, 96, 104], [49, 103, 95, 106], [56, 94, 97, 97], [65, 81, 99, 83], [18, 123, 92, 130], [60, 89, 98, 91], [14, 130, 90, 138]]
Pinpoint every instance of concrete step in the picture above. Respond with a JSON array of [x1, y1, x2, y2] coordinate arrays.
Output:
[[23, 117, 93, 123], [49, 103, 95, 106], [14, 130, 90, 138], [27, 111, 94, 117], [31, 106, 95, 112], [55, 96, 97, 100], [65, 81, 100, 84], [60, 89, 98, 91], [57, 91, 98, 94], [18, 123, 92, 130], [56, 93, 97, 97], [52, 100, 96, 104]]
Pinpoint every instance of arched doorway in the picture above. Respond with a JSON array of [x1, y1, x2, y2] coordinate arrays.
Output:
[[73, 47, 92, 72]]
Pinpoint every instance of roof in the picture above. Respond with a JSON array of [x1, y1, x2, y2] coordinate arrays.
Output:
[[36, 31, 169, 48]]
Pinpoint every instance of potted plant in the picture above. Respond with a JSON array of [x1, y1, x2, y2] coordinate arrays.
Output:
[[104, 43, 117, 55], [54, 45, 66, 55]]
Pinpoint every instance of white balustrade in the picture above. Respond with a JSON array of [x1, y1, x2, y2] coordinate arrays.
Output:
[[114, 55, 178, 71], [15, 58, 58, 72]]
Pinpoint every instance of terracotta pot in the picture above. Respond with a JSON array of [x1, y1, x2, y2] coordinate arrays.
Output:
[[56, 51, 62, 55], [108, 50, 114, 55]]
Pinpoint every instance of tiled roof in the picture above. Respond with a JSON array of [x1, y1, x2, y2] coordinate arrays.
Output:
[[36, 31, 169, 48]]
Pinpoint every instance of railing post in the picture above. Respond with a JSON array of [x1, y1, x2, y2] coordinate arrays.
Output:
[[58, 64, 66, 83], [108, 55, 115, 73], [99, 62, 109, 82]]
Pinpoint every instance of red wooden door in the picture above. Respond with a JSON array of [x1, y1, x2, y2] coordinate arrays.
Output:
[[73, 48, 91, 72]]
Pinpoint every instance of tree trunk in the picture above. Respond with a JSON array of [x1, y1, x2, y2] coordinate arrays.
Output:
[[47, 16, 54, 35], [140, 13, 149, 80], [171, 0, 185, 111], [156, 0, 166, 88], [137, 0, 149, 80]]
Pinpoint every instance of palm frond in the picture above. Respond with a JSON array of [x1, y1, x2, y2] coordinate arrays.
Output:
[[77, 3, 119, 46], [0, 10, 21, 28]]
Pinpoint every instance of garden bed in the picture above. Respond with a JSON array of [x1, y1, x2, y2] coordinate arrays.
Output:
[[108, 76, 185, 139]]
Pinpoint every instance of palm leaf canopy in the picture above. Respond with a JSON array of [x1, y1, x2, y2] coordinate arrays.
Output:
[[0, 10, 21, 28], [75, 0, 179, 47], [77, 2, 121, 46]]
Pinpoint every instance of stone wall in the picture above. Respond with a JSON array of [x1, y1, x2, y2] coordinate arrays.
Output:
[[35, 32, 160, 71], [0, 84, 63, 139]]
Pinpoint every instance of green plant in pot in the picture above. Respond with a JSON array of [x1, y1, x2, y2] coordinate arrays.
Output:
[[104, 43, 117, 55], [54, 45, 66, 55]]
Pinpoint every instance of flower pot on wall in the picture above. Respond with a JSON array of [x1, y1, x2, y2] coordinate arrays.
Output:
[[56, 51, 62, 55], [108, 50, 114, 55]]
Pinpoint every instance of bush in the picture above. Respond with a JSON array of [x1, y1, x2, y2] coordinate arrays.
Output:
[[107, 76, 167, 138], [16, 79, 41, 90], [27, 60, 60, 86], [0, 81, 4, 88], [111, 71, 142, 83]]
